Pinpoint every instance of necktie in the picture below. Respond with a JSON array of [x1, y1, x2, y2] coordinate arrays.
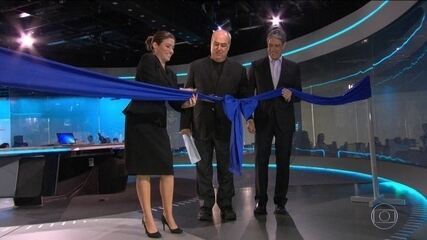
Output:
[[272, 60, 280, 89]]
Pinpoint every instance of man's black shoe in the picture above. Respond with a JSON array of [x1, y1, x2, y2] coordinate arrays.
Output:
[[198, 207, 212, 221], [274, 204, 288, 215], [221, 207, 236, 221], [253, 202, 267, 215]]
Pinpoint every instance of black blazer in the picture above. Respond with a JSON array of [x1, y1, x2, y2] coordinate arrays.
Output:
[[248, 57, 302, 132], [180, 57, 250, 141], [123, 53, 182, 127]]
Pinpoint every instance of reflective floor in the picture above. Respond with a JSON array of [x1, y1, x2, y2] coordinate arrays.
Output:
[[0, 163, 426, 240]]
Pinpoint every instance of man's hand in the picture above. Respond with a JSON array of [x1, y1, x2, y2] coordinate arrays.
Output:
[[282, 88, 292, 102], [246, 119, 256, 134], [180, 128, 192, 136]]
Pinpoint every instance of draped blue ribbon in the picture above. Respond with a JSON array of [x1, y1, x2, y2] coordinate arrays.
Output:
[[222, 76, 371, 175], [223, 96, 258, 175], [0, 47, 372, 175], [0, 47, 219, 102]]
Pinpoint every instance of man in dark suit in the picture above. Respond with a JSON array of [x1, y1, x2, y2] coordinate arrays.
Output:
[[180, 30, 250, 221], [247, 28, 302, 215]]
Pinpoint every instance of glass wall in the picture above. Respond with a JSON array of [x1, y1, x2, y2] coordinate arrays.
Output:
[[293, 2, 427, 167], [0, 91, 129, 147], [0, 91, 184, 149]]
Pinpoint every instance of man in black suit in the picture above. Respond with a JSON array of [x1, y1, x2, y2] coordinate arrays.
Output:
[[247, 28, 302, 215], [180, 30, 250, 221]]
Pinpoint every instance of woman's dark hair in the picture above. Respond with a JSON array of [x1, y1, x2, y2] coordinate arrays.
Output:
[[145, 31, 175, 51]]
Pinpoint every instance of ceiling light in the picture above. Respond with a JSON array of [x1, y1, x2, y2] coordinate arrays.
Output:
[[269, 15, 283, 27], [18, 33, 35, 48], [128, 8, 133, 12], [112, 2, 118, 5], [19, 12, 31, 18]]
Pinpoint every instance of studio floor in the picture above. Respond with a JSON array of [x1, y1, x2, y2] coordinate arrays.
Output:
[[0, 158, 426, 240]]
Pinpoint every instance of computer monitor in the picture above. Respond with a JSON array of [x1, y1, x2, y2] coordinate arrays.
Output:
[[56, 133, 76, 145]]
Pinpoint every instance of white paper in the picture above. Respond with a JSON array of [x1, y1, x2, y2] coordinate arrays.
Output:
[[182, 134, 201, 164]]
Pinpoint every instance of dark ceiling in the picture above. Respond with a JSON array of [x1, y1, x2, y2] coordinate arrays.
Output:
[[0, 0, 370, 67]]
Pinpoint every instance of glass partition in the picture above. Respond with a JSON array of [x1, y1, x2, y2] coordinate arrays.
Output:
[[294, 2, 427, 167]]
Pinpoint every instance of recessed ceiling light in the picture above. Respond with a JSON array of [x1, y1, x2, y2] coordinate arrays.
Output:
[[19, 12, 31, 18], [18, 32, 35, 48], [151, 19, 156, 23], [128, 8, 133, 12], [161, 24, 166, 27], [112, 2, 118, 5], [140, 14, 144, 18]]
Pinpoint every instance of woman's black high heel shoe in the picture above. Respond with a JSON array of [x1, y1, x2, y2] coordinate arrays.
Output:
[[142, 219, 161, 238], [161, 215, 183, 234]]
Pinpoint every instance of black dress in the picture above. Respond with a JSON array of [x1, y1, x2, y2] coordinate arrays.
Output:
[[123, 53, 182, 175]]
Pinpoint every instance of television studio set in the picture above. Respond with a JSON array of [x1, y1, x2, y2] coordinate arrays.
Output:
[[0, 1, 426, 239]]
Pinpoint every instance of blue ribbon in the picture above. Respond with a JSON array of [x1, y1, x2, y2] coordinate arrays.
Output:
[[223, 96, 258, 175], [223, 76, 371, 174], [0, 47, 372, 175]]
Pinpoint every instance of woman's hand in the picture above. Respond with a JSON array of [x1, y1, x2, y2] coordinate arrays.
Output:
[[181, 93, 198, 108]]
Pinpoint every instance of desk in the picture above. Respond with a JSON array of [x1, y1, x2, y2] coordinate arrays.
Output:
[[0, 144, 127, 206]]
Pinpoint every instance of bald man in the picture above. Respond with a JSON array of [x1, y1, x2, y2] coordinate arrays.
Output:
[[180, 30, 250, 221]]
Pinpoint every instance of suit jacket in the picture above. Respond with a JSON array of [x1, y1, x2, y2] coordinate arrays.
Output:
[[180, 57, 250, 141], [123, 53, 182, 127], [248, 57, 302, 132]]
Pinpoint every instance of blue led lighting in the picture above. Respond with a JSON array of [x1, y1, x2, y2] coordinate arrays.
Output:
[[375, 47, 427, 86], [119, 2, 390, 80], [304, 14, 426, 89], [0, 148, 70, 156], [285, 1, 389, 57], [337, 150, 406, 163], [118, 76, 135, 80], [176, 72, 188, 77], [295, 147, 325, 157]]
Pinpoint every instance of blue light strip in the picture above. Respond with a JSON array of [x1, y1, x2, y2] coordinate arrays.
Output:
[[171, 163, 427, 202], [337, 150, 406, 163], [0, 148, 70, 156], [176, 72, 188, 77], [118, 76, 135, 80], [375, 47, 427, 86], [304, 14, 425, 89], [295, 147, 325, 157], [119, 2, 390, 81], [284, 1, 389, 57]]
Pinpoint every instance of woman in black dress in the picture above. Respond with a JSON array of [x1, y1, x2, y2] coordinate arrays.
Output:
[[123, 31, 196, 238]]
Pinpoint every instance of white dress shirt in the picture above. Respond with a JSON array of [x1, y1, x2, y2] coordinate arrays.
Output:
[[269, 56, 282, 89]]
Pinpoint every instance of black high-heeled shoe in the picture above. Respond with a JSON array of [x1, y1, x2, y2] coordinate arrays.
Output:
[[161, 215, 183, 234], [142, 219, 161, 238]]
